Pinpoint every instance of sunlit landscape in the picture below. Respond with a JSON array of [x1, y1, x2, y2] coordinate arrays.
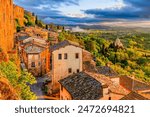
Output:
[[0, 0, 150, 100]]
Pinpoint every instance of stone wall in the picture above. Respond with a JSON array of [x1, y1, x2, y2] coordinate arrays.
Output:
[[0, 0, 14, 53], [82, 49, 96, 72], [120, 76, 150, 91], [82, 49, 93, 62]]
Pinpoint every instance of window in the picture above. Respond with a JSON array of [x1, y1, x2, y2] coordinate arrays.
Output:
[[31, 62, 35, 67], [68, 68, 72, 73], [75, 53, 79, 59], [58, 54, 62, 60], [64, 53, 68, 59], [77, 69, 80, 73], [38, 62, 41, 66]]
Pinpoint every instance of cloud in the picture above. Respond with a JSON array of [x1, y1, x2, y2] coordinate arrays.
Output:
[[124, 0, 150, 9], [14, 0, 79, 17], [41, 15, 101, 25], [84, 7, 141, 19], [14, 0, 79, 8], [84, 0, 150, 20], [14, 0, 84, 25], [14, 0, 150, 26]]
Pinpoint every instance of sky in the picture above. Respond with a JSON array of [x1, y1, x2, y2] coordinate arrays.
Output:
[[14, 0, 150, 27]]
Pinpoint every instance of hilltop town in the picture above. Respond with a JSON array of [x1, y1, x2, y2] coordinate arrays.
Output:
[[0, 0, 150, 100]]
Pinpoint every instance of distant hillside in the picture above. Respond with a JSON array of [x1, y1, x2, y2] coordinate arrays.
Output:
[[58, 24, 150, 33]]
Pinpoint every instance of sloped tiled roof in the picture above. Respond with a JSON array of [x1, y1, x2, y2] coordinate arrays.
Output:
[[25, 45, 45, 54], [86, 72, 129, 95], [18, 36, 30, 41], [59, 72, 103, 100], [120, 91, 149, 100], [50, 40, 83, 51], [97, 66, 119, 78]]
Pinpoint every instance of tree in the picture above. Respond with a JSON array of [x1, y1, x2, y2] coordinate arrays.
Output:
[[24, 14, 35, 26], [128, 39, 137, 48], [19, 70, 37, 100], [49, 23, 57, 31], [85, 40, 97, 52], [46, 24, 49, 30], [35, 15, 38, 25], [0, 61, 37, 100]]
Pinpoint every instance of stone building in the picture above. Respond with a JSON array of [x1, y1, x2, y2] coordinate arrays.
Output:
[[13, 5, 24, 27], [50, 40, 83, 90], [59, 72, 103, 100], [18, 37, 50, 76], [48, 31, 59, 45], [0, 0, 14, 53], [25, 27, 49, 39]]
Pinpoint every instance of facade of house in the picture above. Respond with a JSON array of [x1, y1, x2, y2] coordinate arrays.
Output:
[[13, 5, 24, 27], [0, 0, 14, 53], [59, 72, 103, 100], [51, 40, 83, 90], [18, 37, 50, 76]]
